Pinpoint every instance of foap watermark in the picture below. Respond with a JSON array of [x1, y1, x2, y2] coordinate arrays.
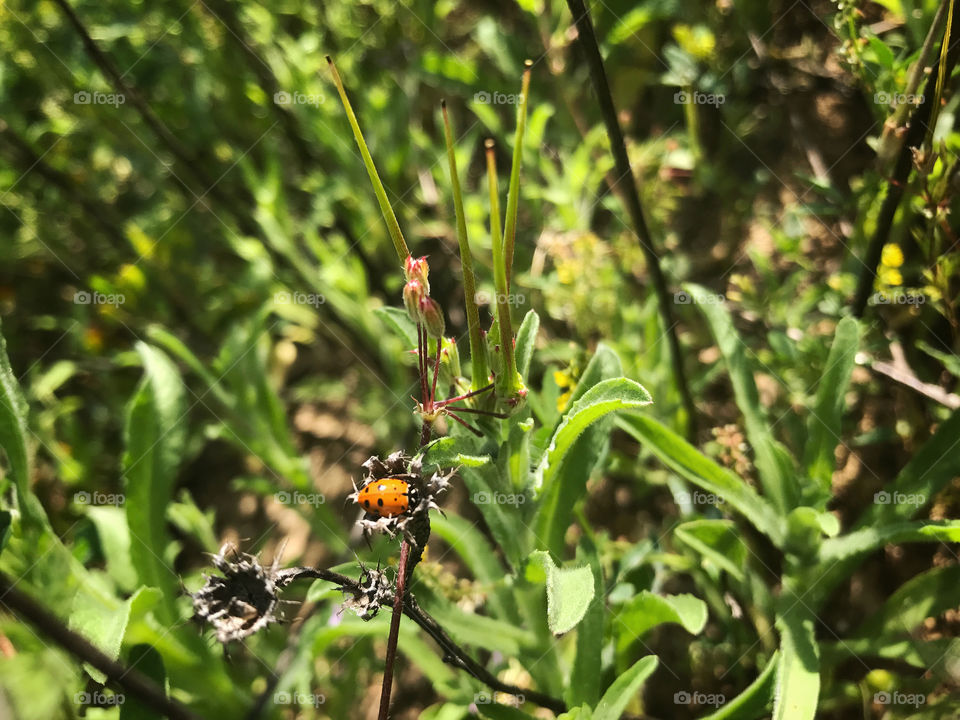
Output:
[[75, 691, 125, 707], [674, 90, 725, 106], [74, 90, 125, 107], [473, 491, 526, 507], [275, 491, 326, 507], [868, 290, 925, 306], [674, 691, 725, 707], [274, 691, 325, 707], [874, 490, 925, 507], [874, 92, 924, 107], [75, 491, 125, 506], [475, 290, 525, 306], [676, 490, 725, 506], [873, 691, 926, 707], [273, 90, 324, 107], [474, 691, 524, 706], [473, 90, 525, 105], [274, 290, 326, 307], [674, 290, 725, 305], [74, 290, 125, 307]]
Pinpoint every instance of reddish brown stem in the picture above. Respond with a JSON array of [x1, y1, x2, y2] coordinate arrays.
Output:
[[377, 540, 411, 720], [434, 381, 495, 408], [430, 338, 442, 403]]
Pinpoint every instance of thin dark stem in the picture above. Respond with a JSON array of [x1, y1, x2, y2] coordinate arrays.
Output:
[[565, 0, 697, 440], [853, 4, 960, 316], [377, 540, 411, 720], [434, 382, 495, 408], [0, 571, 201, 720], [445, 411, 484, 437]]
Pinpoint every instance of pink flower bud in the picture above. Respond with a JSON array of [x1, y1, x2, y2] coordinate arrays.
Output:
[[403, 279, 425, 323], [404, 255, 430, 294], [419, 297, 445, 338]]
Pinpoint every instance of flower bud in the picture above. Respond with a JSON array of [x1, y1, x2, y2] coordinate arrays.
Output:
[[403, 279, 425, 323], [419, 297, 446, 338], [404, 255, 430, 294]]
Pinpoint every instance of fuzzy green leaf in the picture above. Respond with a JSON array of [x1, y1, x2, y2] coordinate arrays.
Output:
[[530, 550, 596, 635], [593, 656, 659, 720]]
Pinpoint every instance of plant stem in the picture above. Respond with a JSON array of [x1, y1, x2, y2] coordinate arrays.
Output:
[[565, 0, 697, 439], [377, 540, 411, 720], [326, 56, 410, 263], [0, 572, 201, 720], [441, 102, 489, 391], [503, 61, 533, 290], [485, 140, 521, 401], [852, 3, 960, 316]]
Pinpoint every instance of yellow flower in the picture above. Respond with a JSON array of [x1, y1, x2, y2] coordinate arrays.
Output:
[[881, 243, 904, 268], [878, 266, 903, 287], [557, 390, 572, 414]]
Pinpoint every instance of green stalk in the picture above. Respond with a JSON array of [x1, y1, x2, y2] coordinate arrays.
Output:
[[927, 0, 955, 150], [441, 101, 489, 391], [486, 140, 522, 401], [326, 56, 409, 263], [502, 60, 532, 289]]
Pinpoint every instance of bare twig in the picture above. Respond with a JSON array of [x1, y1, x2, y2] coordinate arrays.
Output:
[[564, 0, 697, 439], [0, 571, 202, 720], [378, 540, 411, 720]]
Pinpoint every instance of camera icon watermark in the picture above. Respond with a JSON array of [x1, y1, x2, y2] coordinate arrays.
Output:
[[674, 690, 725, 707], [674, 90, 725, 106], [275, 491, 326, 507], [75, 691, 125, 707], [473, 90, 525, 105], [475, 290, 525, 306], [676, 490, 725, 506], [274, 691, 325, 707], [473, 491, 526, 507], [74, 290, 125, 307], [873, 490, 925, 507], [874, 92, 924, 107], [274, 290, 326, 307], [474, 691, 524, 706], [74, 491, 125, 506], [273, 90, 324, 107], [74, 90, 125, 107], [674, 290, 725, 305], [868, 290, 925, 306], [873, 691, 925, 707]]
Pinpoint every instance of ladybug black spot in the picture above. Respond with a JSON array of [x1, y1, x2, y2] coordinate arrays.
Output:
[[364, 499, 370, 508], [377, 498, 384, 507]]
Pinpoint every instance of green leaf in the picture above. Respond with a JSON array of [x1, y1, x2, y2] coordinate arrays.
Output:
[[853, 565, 960, 639], [533, 347, 629, 556], [515, 309, 540, 381], [614, 591, 707, 657], [854, 408, 960, 528], [593, 656, 659, 720], [123, 343, 187, 624], [569, 534, 604, 707], [431, 514, 517, 623], [803, 317, 859, 497], [673, 520, 747, 581], [530, 550, 596, 635], [419, 436, 491, 470], [700, 651, 779, 720], [373, 306, 419, 348], [85, 506, 138, 591], [533, 377, 651, 488], [478, 704, 538, 720], [773, 604, 819, 720], [0, 321, 43, 527], [685, 283, 796, 512], [0, 510, 10, 552], [821, 520, 960, 563], [68, 582, 153, 684], [616, 415, 784, 545], [119, 644, 168, 720]]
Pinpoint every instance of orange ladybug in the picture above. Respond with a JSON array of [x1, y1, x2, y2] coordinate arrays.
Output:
[[356, 477, 419, 518]]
